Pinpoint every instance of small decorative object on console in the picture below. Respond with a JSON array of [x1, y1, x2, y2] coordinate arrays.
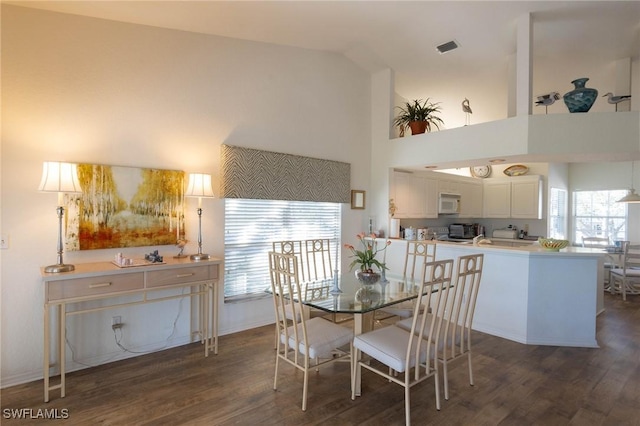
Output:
[[145, 250, 164, 263]]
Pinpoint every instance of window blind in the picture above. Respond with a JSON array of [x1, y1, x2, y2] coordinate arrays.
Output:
[[224, 198, 341, 301]]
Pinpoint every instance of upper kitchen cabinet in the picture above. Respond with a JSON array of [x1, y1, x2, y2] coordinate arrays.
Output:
[[391, 170, 438, 218], [458, 180, 483, 218], [483, 175, 542, 219]]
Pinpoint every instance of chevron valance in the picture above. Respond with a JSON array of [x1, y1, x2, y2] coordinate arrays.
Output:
[[220, 145, 351, 203]]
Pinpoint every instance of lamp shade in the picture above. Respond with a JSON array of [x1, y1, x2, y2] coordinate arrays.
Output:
[[617, 161, 640, 203], [617, 188, 640, 203], [185, 173, 215, 198], [38, 162, 81, 193]]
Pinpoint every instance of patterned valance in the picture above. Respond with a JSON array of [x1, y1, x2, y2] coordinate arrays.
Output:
[[220, 145, 351, 203]]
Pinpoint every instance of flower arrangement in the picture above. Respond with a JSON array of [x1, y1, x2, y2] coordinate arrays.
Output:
[[344, 232, 391, 272]]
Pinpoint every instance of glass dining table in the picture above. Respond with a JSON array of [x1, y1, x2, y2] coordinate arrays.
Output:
[[300, 272, 422, 335]]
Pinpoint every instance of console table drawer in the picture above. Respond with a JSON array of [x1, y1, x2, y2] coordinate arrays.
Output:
[[47, 273, 144, 301], [146, 266, 210, 288]]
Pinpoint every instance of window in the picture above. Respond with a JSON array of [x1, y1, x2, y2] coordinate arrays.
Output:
[[224, 199, 341, 301], [573, 190, 627, 245], [548, 187, 567, 239]]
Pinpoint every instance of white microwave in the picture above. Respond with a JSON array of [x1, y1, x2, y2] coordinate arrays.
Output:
[[439, 193, 461, 214]]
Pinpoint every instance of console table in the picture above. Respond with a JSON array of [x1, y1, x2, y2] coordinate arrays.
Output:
[[41, 257, 222, 402]]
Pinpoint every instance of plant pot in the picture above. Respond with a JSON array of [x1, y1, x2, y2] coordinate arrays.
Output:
[[355, 270, 381, 285], [563, 78, 598, 113], [408, 121, 428, 135]]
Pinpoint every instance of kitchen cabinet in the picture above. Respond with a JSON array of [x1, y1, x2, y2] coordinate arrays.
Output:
[[511, 176, 542, 219], [482, 176, 542, 219], [438, 178, 460, 195], [391, 171, 438, 218], [482, 180, 511, 218], [458, 180, 483, 218]]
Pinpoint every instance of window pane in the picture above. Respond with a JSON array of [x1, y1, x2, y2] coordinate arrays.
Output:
[[549, 187, 567, 239], [573, 190, 627, 245], [224, 199, 341, 301]]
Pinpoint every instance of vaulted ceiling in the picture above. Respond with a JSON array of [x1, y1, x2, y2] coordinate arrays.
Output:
[[6, 1, 639, 127]]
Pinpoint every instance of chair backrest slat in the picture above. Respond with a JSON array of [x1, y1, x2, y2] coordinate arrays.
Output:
[[273, 239, 334, 283], [269, 251, 308, 363], [407, 258, 453, 378], [622, 242, 640, 272], [403, 241, 437, 280], [304, 239, 333, 281], [441, 253, 484, 358]]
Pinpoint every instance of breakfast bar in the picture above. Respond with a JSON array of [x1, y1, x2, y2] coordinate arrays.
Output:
[[379, 239, 604, 348]]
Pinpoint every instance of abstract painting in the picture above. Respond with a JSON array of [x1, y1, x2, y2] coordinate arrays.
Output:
[[65, 164, 185, 251]]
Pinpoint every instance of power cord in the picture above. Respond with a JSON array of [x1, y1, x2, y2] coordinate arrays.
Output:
[[113, 293, 185, 354], [65, 288, 187, 366]]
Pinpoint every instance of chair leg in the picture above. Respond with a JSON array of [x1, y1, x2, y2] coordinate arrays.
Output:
[[434, 368, 441, 410], [442, 359, 449, 400], [468, 352, 474, 386], [351, 346, 360, 399], [405, 385, 411, 426], [302, 368, 309, 411], [273, 353, 280, 390]]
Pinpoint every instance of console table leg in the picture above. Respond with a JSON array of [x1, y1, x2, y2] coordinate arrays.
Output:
[[43, 304, 50, 403], [59, 303, 66, 398]]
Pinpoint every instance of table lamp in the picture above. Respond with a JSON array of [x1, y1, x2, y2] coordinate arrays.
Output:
[[185, 173, 215, 261], [38, 162, 82, 272]]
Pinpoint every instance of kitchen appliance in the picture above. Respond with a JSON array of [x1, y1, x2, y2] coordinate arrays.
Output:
[[404, 227, 416, 240], [439, 193, 461, 214], [492, 229, 518, 239], [449, 223, 476, 239]]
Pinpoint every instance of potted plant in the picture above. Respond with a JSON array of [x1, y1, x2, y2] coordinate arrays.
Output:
[[394, 98, 444, 135], [344, 233, 391, 285]]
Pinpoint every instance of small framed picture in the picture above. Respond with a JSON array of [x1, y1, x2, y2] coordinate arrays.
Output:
[[351, 190, 365, 209]]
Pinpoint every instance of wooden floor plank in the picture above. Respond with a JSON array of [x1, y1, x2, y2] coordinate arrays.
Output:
[[1, 293, 639, 425]]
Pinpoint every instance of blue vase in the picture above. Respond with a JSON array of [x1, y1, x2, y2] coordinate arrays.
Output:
[[563, 78, 598, 113]]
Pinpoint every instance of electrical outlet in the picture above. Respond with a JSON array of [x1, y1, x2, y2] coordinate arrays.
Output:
[[112, 316, 123, 330], [0, 234, 9, 249]]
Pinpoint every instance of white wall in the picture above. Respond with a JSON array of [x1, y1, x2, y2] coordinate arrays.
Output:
[[0, 5, 371, 386]]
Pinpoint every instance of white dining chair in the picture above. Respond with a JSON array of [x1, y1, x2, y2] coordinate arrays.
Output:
[[351, 259, 454, 425], [396, 253, 484, 401], [271, 240, 308, 346], [377, 241, 437, 320], [303, 238, 334, 282], [610, 242, 640, 300], [582, 236, 616, 289], [269, 251, 352, 411]]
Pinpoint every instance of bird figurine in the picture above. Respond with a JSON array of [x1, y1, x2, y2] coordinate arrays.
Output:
[[535, 92, 560, 114], [174, 239, 188, 258], [462, 98, 472, 125], [602, 92, 631, 111]]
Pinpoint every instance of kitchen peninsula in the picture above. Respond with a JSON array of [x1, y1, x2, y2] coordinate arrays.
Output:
[[379, 239, 604, 348]]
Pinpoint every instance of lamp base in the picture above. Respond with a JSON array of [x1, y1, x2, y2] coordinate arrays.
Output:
[[190, 253, 211, 261], [44, 263, 75, 273]]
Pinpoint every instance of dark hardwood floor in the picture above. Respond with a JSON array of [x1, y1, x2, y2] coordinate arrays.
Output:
[[2, 293, 639, 425]]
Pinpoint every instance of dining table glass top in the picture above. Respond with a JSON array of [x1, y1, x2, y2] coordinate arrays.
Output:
[[299, 272, 422, 315]]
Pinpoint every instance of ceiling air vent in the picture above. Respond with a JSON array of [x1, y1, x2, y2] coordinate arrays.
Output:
[[436, 40, 459, 54]]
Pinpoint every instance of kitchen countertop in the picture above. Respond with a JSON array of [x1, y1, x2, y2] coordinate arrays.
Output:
[[434, 240, 605, 256]]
